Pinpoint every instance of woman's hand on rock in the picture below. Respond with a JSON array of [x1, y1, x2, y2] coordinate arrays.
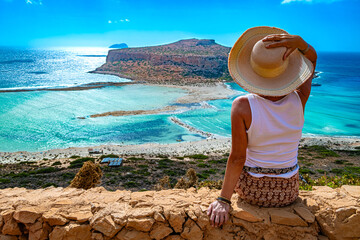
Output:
[[262, 34, 308, 60], [207, 200, 230, 227]]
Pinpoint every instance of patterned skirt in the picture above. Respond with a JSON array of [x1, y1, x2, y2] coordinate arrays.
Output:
[[234, 170, 299, 207]]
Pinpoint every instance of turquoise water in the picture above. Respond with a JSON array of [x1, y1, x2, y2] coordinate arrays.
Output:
[[0, 48, 359, 152]]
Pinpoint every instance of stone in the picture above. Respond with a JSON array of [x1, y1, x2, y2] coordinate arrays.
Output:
[[126, 217, 154, 232], [164, 236, 185, 240], [153, 211, 166, 222], [28, 221, 51, 240], [0, 235, 18, 240], [311, 186, 337, 199], [166, 210, 185, 233], [49, 223, 91, 240], [62, 211, 93, 223], [231, 204, 263, 223], [149, 223, 173, 240], [91, 215, 121, 238], [115, 229, 151, 240], [1, 210, 21, 235], [13, 207, 42, 224], [294, 207, 315, 223], [111, 212, 127, 226], [127, 208, 154, 219], [91, 232, 104, 240], [180, 219, 203, 239], [340, 185, 360, 198], [269, 209, 308, 227], [0, 185, 359, 240], [42, 209, 68, 226]]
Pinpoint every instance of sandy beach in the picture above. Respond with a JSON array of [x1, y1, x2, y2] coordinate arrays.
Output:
[[0, 136, 359, 164], [74, 82, 238, 119]]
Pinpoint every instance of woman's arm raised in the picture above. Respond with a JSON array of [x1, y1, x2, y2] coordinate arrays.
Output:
[[262, 34, 317, 108]]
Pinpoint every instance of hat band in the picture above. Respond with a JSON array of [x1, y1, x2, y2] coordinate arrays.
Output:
[[250, 56, 289, 78]]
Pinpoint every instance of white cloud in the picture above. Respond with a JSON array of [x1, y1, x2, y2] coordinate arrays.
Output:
[[108, 19, 130, 24], [281, 0, 340, 4], [25, 0, 43, 5]]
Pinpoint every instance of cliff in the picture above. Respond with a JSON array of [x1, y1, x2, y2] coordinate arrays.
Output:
[[92, 39, 232, 85], [0, 185, 359, 240]]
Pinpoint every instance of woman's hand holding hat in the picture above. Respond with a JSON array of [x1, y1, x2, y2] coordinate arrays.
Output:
[[262, 34, 308, 61]]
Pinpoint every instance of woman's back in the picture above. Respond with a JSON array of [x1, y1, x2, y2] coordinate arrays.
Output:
[[245, 91, 304, 178]]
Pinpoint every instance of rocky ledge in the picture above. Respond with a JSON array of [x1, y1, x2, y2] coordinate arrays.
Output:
[[0, 185, 359, 240]]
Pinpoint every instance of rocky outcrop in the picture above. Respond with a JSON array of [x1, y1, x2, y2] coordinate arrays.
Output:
[[93, 39, 232, 84], [0, 185, 359, 240]]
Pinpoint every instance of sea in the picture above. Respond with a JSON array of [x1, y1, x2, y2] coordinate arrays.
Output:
[[0, 47, 359, 152]]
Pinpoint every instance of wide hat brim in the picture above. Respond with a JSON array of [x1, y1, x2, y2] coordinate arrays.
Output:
[[228, 26, 314, 96]]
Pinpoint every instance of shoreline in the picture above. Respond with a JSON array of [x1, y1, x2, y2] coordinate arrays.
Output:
[[0, 136, 359, 164]]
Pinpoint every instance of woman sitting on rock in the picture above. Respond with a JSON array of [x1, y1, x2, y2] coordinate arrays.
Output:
[[207, 26, 317, 227]]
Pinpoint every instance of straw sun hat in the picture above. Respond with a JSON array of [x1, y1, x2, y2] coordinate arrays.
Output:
[[228, 26, 314, 96]]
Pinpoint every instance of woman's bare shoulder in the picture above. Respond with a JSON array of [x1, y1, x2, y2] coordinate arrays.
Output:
[[232, 96, 252, 129]]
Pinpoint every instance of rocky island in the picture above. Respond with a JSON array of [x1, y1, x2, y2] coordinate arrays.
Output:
[[91, 39, 232, 85]]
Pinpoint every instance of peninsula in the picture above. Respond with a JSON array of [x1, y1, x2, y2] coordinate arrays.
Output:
[[91, 38, 232, 85]]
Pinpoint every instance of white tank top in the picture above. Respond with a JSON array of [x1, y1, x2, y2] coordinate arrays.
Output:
[[245, 91, 304, 178]]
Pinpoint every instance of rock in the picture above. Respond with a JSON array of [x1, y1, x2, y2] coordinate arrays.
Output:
[[91, 232, 104, 240], [115, 229, 151, 240], [0, 235, 18, 240], [231, 204, 263, 222], [1, 210, 21, 235], [126, 217, 154, 232], [180, 219, 203, 239], [269, 209, 308, 227], [62, 211, 93, 223], [153, 211, 166, 222], [340, 185, 360, 198], [0, 185, 359, 240], [49, 223, 91, 240], [98, 39, 231, 84], [109, 43, 128, 49], [311, 186, 337, 199], [149, 223, 173, 240], [90, 215, 121, 238], [28, 221, 51, 240], [164, 236, 185, 240], [166, 210, 185, 233], [42, 209, 68, 226], [13, 207, 42, 224], [294, 207, 315, 223], [127, 208, 154, 219]]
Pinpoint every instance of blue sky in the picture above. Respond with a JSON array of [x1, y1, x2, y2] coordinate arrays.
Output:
[[0, 0, 359, 51]]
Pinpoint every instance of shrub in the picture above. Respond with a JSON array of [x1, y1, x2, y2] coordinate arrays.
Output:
[[197, 163, 210, 168], [123, 181, 137, 188], [185, 154, 209, 159], [42, 182, 58, 188], [52, 161, 61, 166], [198, 180, 223, 189], [0, 178, 10, 183], [174, 168, 198, 189], [69, 161, 103, 190], [30, 167, 60, 174], [155, 176, 171, 190], [299, 167, 315, 174], [68, 158, 94, 169], [306, 145, 339, 157], [100, 154, 119, 159], [334, 160, 347, 164]]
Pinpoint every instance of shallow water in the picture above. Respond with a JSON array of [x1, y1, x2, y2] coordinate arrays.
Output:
[[0, 48, 359, 152]]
